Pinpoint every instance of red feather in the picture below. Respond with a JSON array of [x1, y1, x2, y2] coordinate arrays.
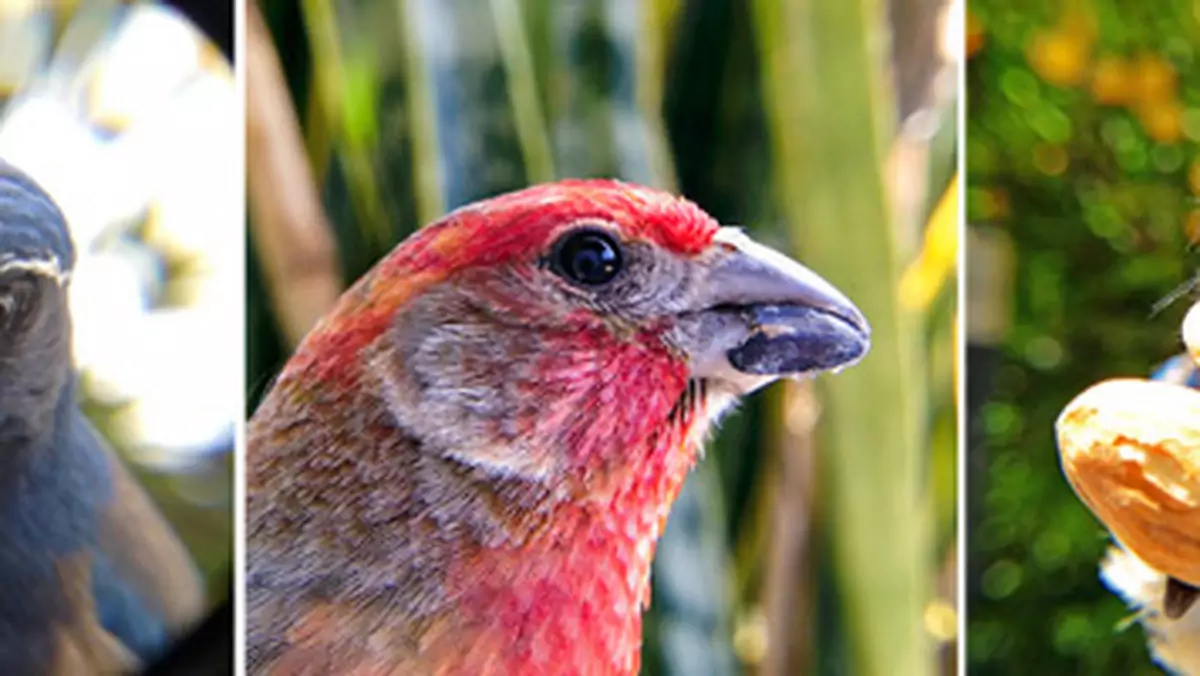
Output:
[[284, 180, 718, 391]]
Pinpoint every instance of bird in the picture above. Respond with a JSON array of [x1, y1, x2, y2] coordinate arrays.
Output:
[[0, 162, 204, 674], [245, 179, 871, 675], [1104, 299, 1200, 675], [1057, 299, 1200, 676]]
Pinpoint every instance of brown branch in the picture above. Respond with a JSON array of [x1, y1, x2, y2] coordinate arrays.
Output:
[[246, 0, 343, 348]]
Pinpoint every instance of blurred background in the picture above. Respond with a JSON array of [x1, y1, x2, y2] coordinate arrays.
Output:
[[246, 0, 958, 674], [966, 0, 1200, 673], [0, 0, 235, 666]]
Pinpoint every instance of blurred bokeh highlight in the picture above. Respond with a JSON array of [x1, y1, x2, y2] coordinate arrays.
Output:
[[966, 0, 1200, 672], [246, 0, 958, 674], [0, 0, 235, 609]]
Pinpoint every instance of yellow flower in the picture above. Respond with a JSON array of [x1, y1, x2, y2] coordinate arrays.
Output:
[[1027, 31, 1090, 87], [1135, 53, 1177, 103], [1137, 99, 1184, 144], [1090, 56, 1133, 106]]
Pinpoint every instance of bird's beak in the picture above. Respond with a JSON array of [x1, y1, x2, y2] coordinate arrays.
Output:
[[674, 227, 870, 391]]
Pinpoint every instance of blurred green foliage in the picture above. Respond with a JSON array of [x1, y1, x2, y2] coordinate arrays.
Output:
[[248, 0, 956, 673], [967, 0, 1199, 673]]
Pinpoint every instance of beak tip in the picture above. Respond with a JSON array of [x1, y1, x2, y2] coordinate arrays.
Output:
[[842, 304, 870, 338]]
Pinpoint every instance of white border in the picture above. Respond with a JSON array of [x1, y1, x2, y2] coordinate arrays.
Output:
[[955, 0, 968, 669], [233, 0, 248, 672]]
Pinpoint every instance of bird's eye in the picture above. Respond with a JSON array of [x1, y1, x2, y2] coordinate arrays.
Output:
[[0, 276, 39, 332], [552, 229, 623, 286]]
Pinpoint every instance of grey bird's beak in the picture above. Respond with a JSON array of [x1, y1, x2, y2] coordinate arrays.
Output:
[[674, 227, 870, 392]]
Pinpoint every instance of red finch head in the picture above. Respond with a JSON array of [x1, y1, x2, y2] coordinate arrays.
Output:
[[247, 179, 869, 675]]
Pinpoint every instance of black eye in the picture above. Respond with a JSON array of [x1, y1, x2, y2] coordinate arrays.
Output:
[[0, 275, 41, 333], [552, 229, 623, 286]]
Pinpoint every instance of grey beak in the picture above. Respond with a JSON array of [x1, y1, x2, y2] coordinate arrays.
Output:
[[700, 230, 868, 333], [680, 228, 870, 385]]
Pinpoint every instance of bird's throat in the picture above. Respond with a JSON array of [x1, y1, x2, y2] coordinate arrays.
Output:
[[437, 418, 703, 675]]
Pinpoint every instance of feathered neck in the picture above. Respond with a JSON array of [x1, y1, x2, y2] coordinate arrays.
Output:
[[424, 389, 711, 675]]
